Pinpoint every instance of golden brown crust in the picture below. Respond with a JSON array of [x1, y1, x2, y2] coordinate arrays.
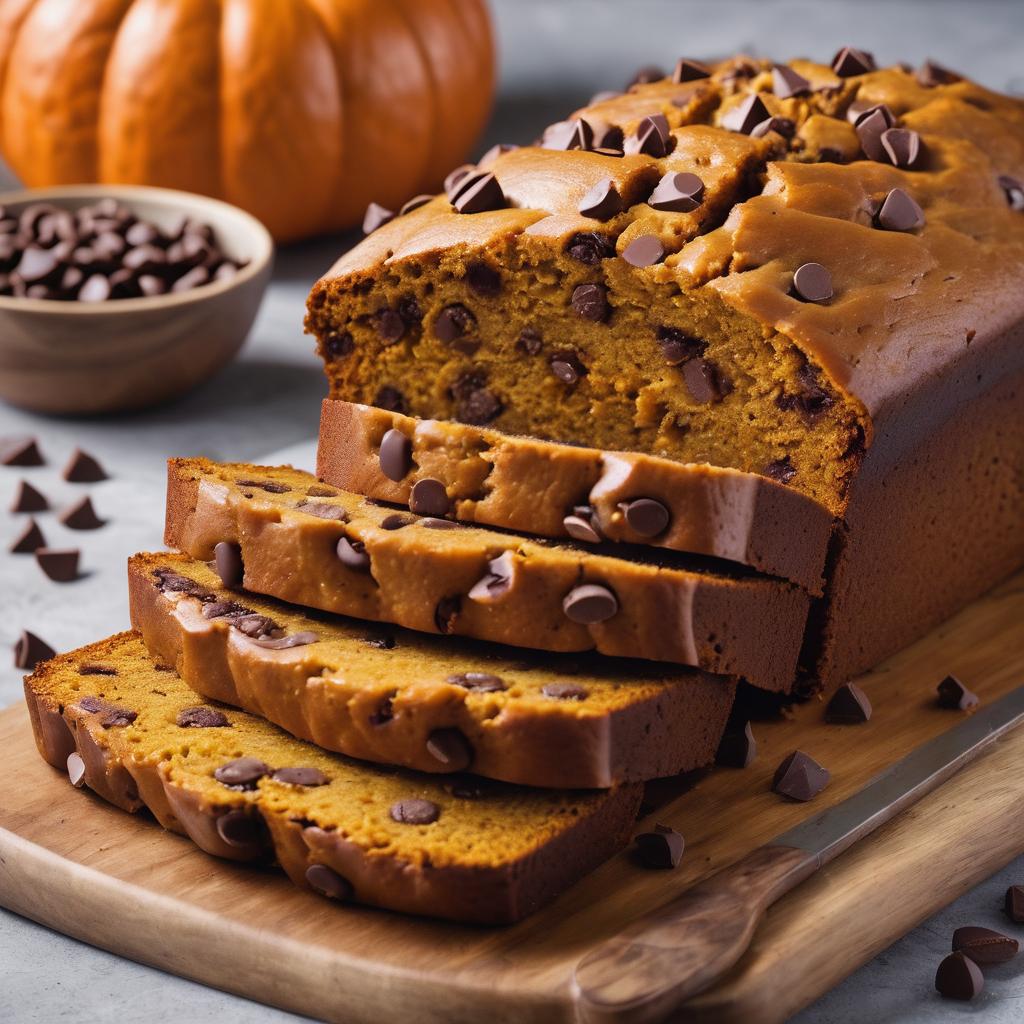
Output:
[[24, 632, 642, 924], [317, 398, 833, 593], [164, 458, 811, 690], [127, 552, 736, 787]]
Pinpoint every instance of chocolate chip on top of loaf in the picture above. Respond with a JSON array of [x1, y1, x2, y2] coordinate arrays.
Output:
[[305, 53, 1024, 521]]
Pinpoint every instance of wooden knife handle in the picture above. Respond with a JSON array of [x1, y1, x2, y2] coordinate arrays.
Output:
[[571, 844, 818, 1024]]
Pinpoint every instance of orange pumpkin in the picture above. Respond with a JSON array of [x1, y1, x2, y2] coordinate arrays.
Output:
[[0, 0, 495, 241]]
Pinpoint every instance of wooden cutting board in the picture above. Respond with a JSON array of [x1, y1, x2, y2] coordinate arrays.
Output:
[[1, 571, 1023, 1024]]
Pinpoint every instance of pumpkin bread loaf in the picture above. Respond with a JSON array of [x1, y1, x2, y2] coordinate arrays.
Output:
[[25, 632, 641, 924], [128, 552, 736, 788], [317, 398, 833, 592], [307, 54, 1024, 689], [164, 458, 810, 691]]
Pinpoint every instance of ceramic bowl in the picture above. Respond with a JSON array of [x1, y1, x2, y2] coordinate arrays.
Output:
[[0, 184, 273, 414]]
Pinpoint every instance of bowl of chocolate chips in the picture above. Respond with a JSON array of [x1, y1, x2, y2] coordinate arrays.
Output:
[[0, 184, 273, 414]]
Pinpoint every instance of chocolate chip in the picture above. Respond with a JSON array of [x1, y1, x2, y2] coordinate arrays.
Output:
[[516, 327, 543, 355], [567, 231, 615, 265], [80, 666, 117, 678], [465, 261, 501, 297], [540, 120, 577, 151], [682, 358, 730, 404], [936, 674, 979, 710], [296, 501, 347, 521], [420, 517, 459, 530], [1005, 886, 1024, 923], [772, 750, 830, 801], [374, 386, 407, 414], [875, 187, 925, 232], [434, 595, 460, 634], [792, 262, 833, 303], [579, 179, 623, 221], [656, 326, 704, 365], [564, 512, 602, 544], [772, 64, 810, 99], [36, 547, 79, 582], [337, 534, 370, 571], [9, 481, 46, 519], [571, 282, 609, 322], [214, 757, 270, 789], [622, 235, 664, 267], [917, 59, 961, 87], [764, 457, 797, 483], [409, 478, 450, 517], [325, 331, 354, 360], [379, 428, 412, 481], [232, 614, 280, 639], [67, 752, 86, 788], [452, 376, 502, 425], [58, 495, 104, 530], [306, 485, 338, 499], [1, 437, 44, 466], [426, 728, 473, 771], [434, 303, 476, 342], [214, 541, 243, 588], [935, 952, 983, 1001], [390, 798, 440, 825], [952, 926, 1019, 964], [216, 809, 266, 849], [272, 766, 329, 787], [13, 629, 55, 670], [542, 682, 588, 701], [550, 349, 587, 385], [716, 722, 757, 768], [751, 116, 796, 139], [721, 94, 771, 135], [99, 704, 137, 728], [399, 194, 432, 216], [450, 171, 506, 214], [444, 164, 475, 195], [447, 672, 507, 692], [177, 706, 230, 728], [563, 583, 618, 624], [369, 693, 395, 725], [999, 175, 1024, 211], [673, 58, 711, 82], [202, 600, 249, 619], [648, 171, 706, 214], [249, 631, 319, 650], [635, 824, 685, 869], [306, 864, 353, 901], [381, 513, 414, 530], [236, 478, 289, 494], [10, 517, 45, 554], [374, 308, 405, 345], [478, 143, 517, 166], [63, 448, 107, 482], [362, 202, 393, 235], [625, 114, 672, 157], [445, 776, 490, 799], [468, 550, 517, 603], [880, 128, 921, 169], [622, 497, 670, 537], [627, 65, 665, 87], [831, 46, 876, 77], [777, 360, 833, 419], [825, 683, 872, 724]]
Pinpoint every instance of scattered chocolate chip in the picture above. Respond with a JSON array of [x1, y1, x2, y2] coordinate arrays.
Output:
[[214, 757, 270, 789], [62, 448, 107, 482], [776, 360, 834, 420], [792, 262, 833, 303], [336, 534, 370, 571], [627, 65, 665, 87], [362, 202, 394, 235], [374, 386, 407, 414], [721, 94, 771, 135], [58, 495, 105, 530], [465, 261, 502, 297], [410, 478, 450, 517], [399, 194, 432, 216], [13, 629, 55, 670], [1, 436, 44, 466], [563, 583, 618, 624], [635, 824, 685, 869], [1005, 886, 1024, 923], [202, 600, 250, 619], [10, 517, 45, 553], [235, 478, 288, 495], [542, 682, 588, 701], [426, 728, 473, 771], [452, 374, 502, 425], [578, 179, 624, 221], [272, 766, 329, 787], [296, 501, 347, 521], [434, 595, 461, 634], [380, 513, 414, 530], [855, 107, 898, 161], [825, 683, 873, 724], [625, 114, 672, 157], [621, 497, 670, 537], [468, 550, 517, 603], [36, 547, 79, 582], [772, 750, 830, 801], [10, 480, 48, 513], [571, 282, 609, 322], [390, 798, 440, 825], [952, 926, 1019, 964], [67, 752, 86, 788], [324, 331, 354, 360], [79, 665, 116, 676], [444, 164, 475, 196], [100, 705, 137, 728], [232, 614, 280, 639], [249, 631, 319, 650], [216, 809, 266, 849], [772, 64, 811, 99], [550, 349, 587, 385], [673, 57, 712, 82], [999, 175, 1024, 211], [937, 674, 979, 711], [656, 325, 704, 365], [305, 864, 353, 901], [880, 128, 921, 169], [306, 485, 337, 499], [764, 457, 797, 483], [751, 116, 796, 139], [369, 693, 395, 725], [420, 517, 459, 530], [374, 308, 405, 345], [875, 187, 925, 232], [682, 357, 730, 404], [177, 706, 230, 728], [917, 59, 961, 87], [622, 235, 665, 267], [935, 952, 983, 1001], [563, 512, 602, 544], [378, 428, 413, 482], [434, 303, 476, 342], [831, 46, 876, 77], [450, 171, 506, 214], [214, 541, 243, 588], [515, 327, 543, 356], [567, 231, 615, 265], [447, 672, 507, 692], [715, 721, 757, 768], [478, 143, 517, 166]]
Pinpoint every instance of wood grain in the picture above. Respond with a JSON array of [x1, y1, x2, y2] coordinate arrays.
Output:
[[1, 570, 1022, 1024]]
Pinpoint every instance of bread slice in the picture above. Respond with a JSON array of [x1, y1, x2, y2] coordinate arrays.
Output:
[[317, 398, 833, 593], [24, 632, 641, 924], [128, 552, 736, 788], [164, 457, 811, 691]]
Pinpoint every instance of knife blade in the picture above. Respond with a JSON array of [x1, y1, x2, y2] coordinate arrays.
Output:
[[572, 685, 1024, 1024]]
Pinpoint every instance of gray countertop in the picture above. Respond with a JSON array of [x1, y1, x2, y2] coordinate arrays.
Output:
[[3, 2, 1024, 1020]]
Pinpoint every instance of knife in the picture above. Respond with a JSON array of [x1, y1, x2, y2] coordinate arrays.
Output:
[[572, 685, 1024, 1024]]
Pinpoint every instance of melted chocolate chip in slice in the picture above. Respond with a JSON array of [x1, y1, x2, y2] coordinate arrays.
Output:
[[825, 683, 873, 724], [177, 706, 230, 728], [772, 64, 810, 99], [409, 478, 450, 517], [214, 541, 243, 588], [434, 595, 461, 634], [621, 497, 670, 537], [375, 308, 405, 345], [306, 864, 353, 901], [465, 261, 502, 298], [542, 682, 588, 701], [579, 179, 623, 221], [831, 46, 876, 77], [635, 824, 685, 869], [564, 511, 602, 544], [99, 705, 138, 728], [10, 480, 48, 513], [362, 202, 394, 235], [935, 952, 983, 1001], [936, 674, 979, 711], [378, 427, 413, 482], [434, 302, 476, 342], [390, 798, 440, 825], [426, 728, 473, 771], [249, 631, 319, 650], [216, 809, 267, 850], [715, 721, 757, 768], [79, 664, 117, 676], [682, 358, 730, 404], [772, 750, 830, 801], [63, 448, 107, 482], [468, 551, 517, 604], [952, 926, 1019, 965], [215, 757, 271, 789], [562, 583, 618, 624], [272, 766, 330, 787], [337, 534, 371, 571], [380, 512, 415, 531], [1, 436, 44, 467], [764, 457, 797, 484], [721, 94, 771, 135], [567, 231, 615, 265], [550, 349, 587, 385], [792, 262, 833, 303], [235, 478, 289, 494], [59, 496, 105, 530], [10, 517, 45, 554], [571, 282, 609, 322], [447, 672, 507, 692], [296, 501, 348, 521], [36, 547, 79, 582]]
